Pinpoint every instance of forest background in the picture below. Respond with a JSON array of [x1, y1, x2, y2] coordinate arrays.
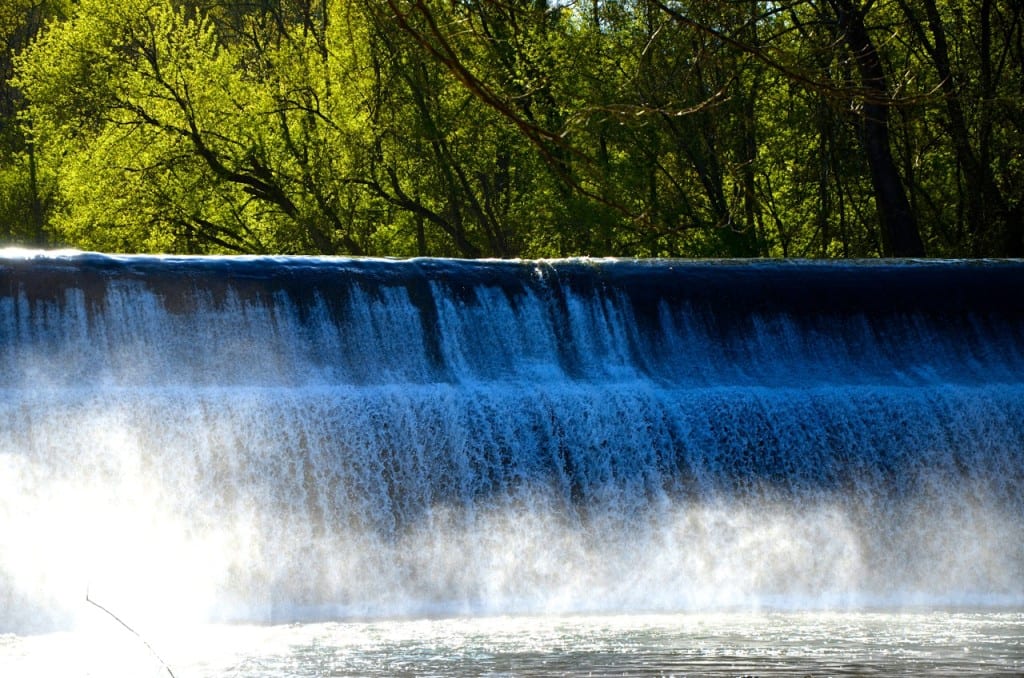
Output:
[[0, 0, 1021, 259]]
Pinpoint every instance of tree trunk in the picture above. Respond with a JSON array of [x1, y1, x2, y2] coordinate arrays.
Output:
[[830, 0, 925, 257], [27, 137, 45, 245]]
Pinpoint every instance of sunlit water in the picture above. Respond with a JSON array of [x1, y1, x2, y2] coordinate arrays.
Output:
[[3, 610, 1023, 677], [3, 254, 1023, 676]]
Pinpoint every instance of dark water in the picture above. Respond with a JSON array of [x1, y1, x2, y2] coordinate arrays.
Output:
[[1, 252, 1023, 639]]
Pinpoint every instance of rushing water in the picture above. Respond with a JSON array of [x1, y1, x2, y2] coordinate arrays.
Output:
[[1, 251, 1023, 674]]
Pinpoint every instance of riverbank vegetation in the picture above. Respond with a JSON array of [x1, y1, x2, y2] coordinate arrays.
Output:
[[1, 0, 1021, 258]]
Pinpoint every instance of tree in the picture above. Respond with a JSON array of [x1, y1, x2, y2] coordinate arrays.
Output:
[[894, 0, 1022, 255], [0, 0, 68, 245], [651, 0, 925, 256], [825, 0, 924, 256], [9, 0, 1023, 257]]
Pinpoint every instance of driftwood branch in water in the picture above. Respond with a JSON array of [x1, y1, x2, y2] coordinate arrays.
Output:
[[85, 587, 177, 678]]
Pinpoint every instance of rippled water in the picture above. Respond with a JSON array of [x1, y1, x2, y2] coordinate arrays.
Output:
[[3, 610, 1022, 677]]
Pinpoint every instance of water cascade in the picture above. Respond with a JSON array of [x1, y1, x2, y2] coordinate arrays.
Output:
[[2, 252, 1023, 633]]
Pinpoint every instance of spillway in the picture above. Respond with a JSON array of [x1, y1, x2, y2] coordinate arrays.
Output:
[[2, 252, 1022, 633]]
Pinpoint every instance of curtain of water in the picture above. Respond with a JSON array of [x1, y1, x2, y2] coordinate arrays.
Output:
[[1, 253, 1023, 632]]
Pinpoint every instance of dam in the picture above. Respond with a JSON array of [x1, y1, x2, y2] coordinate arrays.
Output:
[[1, 252, 1022, 645]]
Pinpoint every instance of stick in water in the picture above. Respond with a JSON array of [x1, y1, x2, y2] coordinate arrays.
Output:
[[85, 586, 177, 678]]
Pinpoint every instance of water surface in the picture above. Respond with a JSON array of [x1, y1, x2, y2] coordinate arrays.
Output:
[[5, 611, 1023, 676]]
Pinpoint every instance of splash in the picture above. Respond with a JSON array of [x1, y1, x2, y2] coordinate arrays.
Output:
[[1, 253, 1023, 631]]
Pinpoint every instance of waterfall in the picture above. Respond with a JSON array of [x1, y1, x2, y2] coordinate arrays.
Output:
[[2, 251, 1023, 632]]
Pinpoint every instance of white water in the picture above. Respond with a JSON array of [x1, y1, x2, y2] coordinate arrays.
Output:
[[3, 381, 1022, 630], [3, 611, 1023, 676], [1, 252, 1022, 673]]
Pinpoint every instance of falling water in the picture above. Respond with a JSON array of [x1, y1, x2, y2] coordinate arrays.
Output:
[[1, 251, 1023, 643]]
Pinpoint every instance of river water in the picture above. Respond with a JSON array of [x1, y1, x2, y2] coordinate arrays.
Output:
[[3, 610, 1023, 676]]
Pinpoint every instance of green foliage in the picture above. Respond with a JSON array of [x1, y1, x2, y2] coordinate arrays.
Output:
[[0, 0, 1021, 257], [0, 0, 69, 244], [0, 150, 39, 242]]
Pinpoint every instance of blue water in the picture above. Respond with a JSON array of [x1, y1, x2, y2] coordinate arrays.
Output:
[[1, 251, 1023, 636]]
